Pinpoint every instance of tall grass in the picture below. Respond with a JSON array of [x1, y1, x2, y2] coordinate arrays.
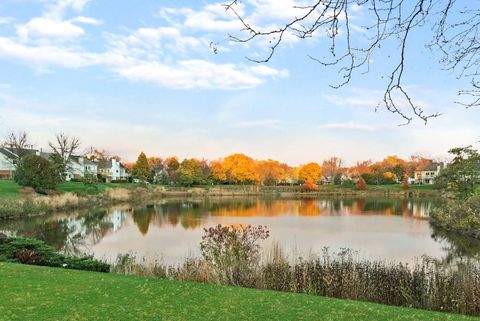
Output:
[[112, 246, 480, 317]]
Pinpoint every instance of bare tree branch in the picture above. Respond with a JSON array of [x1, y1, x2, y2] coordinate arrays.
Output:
[[49, 133, 81, 162], [3, 131, 31, 151], [223, 0, 480, 124]]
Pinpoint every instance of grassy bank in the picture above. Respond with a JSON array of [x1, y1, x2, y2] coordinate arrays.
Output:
[[0, 180, 438, 199], [0, 180, 442, 220], [0, 263, 475, 321]]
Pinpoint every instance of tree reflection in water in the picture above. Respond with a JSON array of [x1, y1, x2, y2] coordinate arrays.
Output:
[[431, 225, 480, 264], [1, 197, 478, 264]]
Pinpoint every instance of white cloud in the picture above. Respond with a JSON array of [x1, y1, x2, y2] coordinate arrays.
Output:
[[0, 0, 290, 90], [0, 17, 13, 25], [116, 59, 269, 90], [110, 26, 205, 57], [250, 65, 288, 78], [70, 16, 102, 25], [46, 0, 91, 19], [160, 3, 245, 33], [0, 37, 97, 68], [323, 94, 378, 108], [318, 122, 387, 131], [17, 17, 85, 41], [233, 119, 282, 129]]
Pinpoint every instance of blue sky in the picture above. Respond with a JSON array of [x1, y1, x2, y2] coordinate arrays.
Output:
[[0, 0, 478, 165]]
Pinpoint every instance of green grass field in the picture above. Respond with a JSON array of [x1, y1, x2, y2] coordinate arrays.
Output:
[[0, 180, 21, 199], [0, 263, 476, 321], [0, 180, 138, 198]]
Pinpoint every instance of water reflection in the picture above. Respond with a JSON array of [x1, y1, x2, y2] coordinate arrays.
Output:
[[1, 197, 478, 264]]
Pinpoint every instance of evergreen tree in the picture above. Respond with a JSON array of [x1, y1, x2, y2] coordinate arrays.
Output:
[[132, 152, 152, 182]]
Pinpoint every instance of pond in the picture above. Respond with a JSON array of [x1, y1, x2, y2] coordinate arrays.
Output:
[[1, 197, 479, 264]]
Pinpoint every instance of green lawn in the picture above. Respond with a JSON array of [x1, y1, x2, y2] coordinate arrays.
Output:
[[0, 180, 138, 199], [365, 184, 435, 190], [0, 180, 438, 200], [0, 263, 476, 321], [0, 180, 21, 198]]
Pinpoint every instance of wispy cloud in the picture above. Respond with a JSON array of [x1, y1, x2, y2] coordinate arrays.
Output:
[[318, 122, 389, 132], [232, 119, 282, 129], [116, 60, 281, 90], [0, 17, 13, 25], [323, 94, 378, 109]]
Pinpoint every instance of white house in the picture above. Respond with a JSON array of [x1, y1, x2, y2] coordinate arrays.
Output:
[[98, 159, 129, 182], [414, 162, 443, 185], [0, 148, 17, 179]]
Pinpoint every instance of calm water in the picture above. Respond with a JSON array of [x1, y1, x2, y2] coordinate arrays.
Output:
[[1, 197, 479, 264]]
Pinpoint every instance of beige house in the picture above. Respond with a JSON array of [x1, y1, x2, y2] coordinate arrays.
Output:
[[414, 162, 443, 185], [98, 159, 129, 182]]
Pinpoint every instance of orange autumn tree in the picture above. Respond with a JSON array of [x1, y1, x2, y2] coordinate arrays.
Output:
[[348, 160, 372, 177], [298, 162, 322, 183], [210, 160, 227, 183], [222, 153, 259, 184], [256, 159, 287, 185]]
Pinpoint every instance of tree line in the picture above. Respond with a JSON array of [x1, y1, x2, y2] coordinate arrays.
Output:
[[127, 152, 438, 187]]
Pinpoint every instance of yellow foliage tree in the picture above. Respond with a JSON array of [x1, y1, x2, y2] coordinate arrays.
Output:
[[222, 153, 259, 184], [298, 162, 322, 183], [256, 159, 287, 185], [210, 160, 227, 183]]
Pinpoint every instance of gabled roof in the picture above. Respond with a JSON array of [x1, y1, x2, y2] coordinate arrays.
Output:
[[416, 162, 442, 172], [0, 147, 18, 159], [98, 159, 113, 169], [84, 159, 97, 166]]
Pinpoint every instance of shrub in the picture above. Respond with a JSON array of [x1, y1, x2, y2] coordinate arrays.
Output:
[[430, 194, 480, 238], [302, 178, 319, 191], [0, 237, 109, 272], [0, 237, 61, 265], [111, 179, 129, 184], [333, 174, 342, 185], [356, 177, 367, 190], [402, 175, 410, 190], [63, 256, 110, 273], [14, 154, 62, 193], [82, 172, 99, 193], [340, 179, 356, 188], [200, 224, 269, 287]]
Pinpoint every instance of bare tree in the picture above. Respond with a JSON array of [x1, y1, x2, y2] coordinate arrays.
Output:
[[3, 131, 31, 151], [322, 157, 345, 178], [223, 0, 480, 124], [49, 133, 81, 162], [2, 131, 33, 162]]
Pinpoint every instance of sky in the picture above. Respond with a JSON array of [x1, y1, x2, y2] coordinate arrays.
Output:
[[0, 0, 478, 166]]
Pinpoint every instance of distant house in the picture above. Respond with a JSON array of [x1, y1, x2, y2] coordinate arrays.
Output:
[[0, 147, 40, 179], [65, 156, 99, 181], [0, 147, 101, 181], [38, 152, 99, 181], [0, 148, 17, 179], [414, 162, 443, 185], [98, 159, 129, 182]]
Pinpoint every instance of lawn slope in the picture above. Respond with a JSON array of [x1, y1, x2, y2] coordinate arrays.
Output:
[[0, 263, 476, 321]]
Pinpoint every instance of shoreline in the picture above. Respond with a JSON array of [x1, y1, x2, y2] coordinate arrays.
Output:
[[0, 184, 443, 220]]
